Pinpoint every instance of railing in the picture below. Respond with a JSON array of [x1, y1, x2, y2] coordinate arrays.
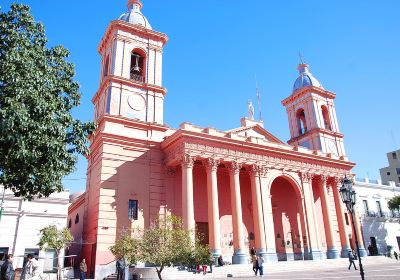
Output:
[[362, 211, 400, 220], [130, 73, 144, 83]]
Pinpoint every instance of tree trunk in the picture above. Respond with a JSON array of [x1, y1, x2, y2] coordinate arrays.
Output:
[[56, 249, 61, 280], [156, 265, 164, 280]]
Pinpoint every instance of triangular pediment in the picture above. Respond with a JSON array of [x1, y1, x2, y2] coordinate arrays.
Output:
[[227, 125, 285, 144]]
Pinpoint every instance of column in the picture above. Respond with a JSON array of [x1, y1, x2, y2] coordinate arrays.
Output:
[[332, 177, 351, 257], [300, 172, 323, 260], [228, 161, 248, 264], [318, 175, 339, 259], [181, 154, 195, 239], [205, 158, 221, 257], [259, 168, 278, 262], [353, 206, 368, 257], [249, 165, 266, 257]]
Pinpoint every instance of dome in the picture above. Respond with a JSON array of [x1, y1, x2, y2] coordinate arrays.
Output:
[[292, 63, 323, 92], [118, 0, 152, 30]]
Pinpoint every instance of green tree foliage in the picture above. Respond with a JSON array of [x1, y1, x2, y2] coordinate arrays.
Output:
[[109, 215, 210, 280], [110, 229, 140, 266], [388, 195, 400, 211], [0, 4, 95, 200], [38, 225, 73, 280]]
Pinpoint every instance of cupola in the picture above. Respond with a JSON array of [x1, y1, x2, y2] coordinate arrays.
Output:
[[292, 63, 323, 92], [118, 0, 152, 30]]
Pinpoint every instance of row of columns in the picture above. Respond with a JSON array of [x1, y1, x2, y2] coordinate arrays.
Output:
[[180, 155, 366, 263]]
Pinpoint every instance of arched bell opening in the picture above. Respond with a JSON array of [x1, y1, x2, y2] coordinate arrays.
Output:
[[321, 105, 331, 130], [130, 49, 146, 83], [296, 108, 307, 135]]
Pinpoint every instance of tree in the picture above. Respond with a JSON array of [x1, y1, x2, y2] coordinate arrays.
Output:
[[110, 229, 140, 266], [38, 225, 73, 280], [0, 4, 95, 200], [139, 215, 193, 280], [388, 195, 400, 211]]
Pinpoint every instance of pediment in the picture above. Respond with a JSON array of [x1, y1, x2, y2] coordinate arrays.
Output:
[[227, 125, 285, 144]]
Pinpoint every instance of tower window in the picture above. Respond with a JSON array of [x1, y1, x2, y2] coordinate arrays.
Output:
[[321, 105, 331, 130], [103, 54, 110, 78], [128, 199, 138, 220], [392, 152, 397, 159], [75, 213, 79, 224], [296, 109, 307, 135], [130, 51, 145, 83]]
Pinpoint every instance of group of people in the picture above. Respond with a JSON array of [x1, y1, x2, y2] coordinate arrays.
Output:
[[0, 254, 40, 280], [250, 247, 265, 276]]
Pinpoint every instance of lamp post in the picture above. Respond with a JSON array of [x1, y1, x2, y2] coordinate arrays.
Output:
[[339, 177, 365, 280]]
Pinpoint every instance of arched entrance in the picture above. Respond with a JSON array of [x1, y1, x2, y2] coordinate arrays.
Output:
[[270, 176, 306, 261]]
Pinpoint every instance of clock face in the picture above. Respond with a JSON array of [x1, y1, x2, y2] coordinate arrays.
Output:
[[127, 93, 146, 111], [328, 140, 337, 155]]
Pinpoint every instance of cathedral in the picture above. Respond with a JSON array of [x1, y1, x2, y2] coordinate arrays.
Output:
[[70, 0, 367, 277]]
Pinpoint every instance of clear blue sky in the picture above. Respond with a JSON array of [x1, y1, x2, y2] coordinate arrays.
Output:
[[3, 0, 400, 193]]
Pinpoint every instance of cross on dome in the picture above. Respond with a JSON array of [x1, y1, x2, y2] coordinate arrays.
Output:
[[127, 0, 143, 9]]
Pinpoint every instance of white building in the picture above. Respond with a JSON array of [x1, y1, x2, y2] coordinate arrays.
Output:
[[354, 178, 400, 255], [0, 186, 69, 272]]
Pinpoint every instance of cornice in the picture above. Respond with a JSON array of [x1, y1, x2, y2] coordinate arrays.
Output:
[[162, 130, 355, 175], [92, 75, 167, 104], [98, 20, 168, 54], [281, 86, 336, 106], [288, 127, 344, 143], [68, 193, 86, 213]]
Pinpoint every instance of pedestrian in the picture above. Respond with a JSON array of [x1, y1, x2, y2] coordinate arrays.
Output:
[[250, 247, 256, 256], [201, 264, 207, 275], [80, 259, 87, 280], [24, 254, 39, 280], [348, 251, 357, 270], [217, 256, 224, 267], [208, 252, 214, 273], [251, 254, 258, 275], [1, 254, 14, 280], [367, 244, 373, 256], [394, 251, 399, 261], [116, 258, 125, 280], [257, 255, 265, 276]]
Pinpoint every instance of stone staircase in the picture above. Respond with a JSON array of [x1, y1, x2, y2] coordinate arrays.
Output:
[[104, 256, 397, 280]]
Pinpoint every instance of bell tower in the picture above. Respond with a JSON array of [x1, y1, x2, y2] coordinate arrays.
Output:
[[93, 0, 168, 124], [282, 63, 347, 158]]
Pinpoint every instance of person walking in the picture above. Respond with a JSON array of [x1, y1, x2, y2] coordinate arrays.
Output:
[[1, 254, 14, 280], [348, 251, 358, 270], [251, 254, 258, 275], [257, 255, 265, 276], [394, 251, 399, 260], [24, 254, 39, 280], [80, 259, 87, 280]]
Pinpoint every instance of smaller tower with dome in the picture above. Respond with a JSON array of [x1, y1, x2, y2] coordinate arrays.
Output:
[[282, 62, 347, 158]]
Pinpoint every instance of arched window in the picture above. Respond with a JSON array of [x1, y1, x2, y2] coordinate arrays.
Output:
[[68, 219, 72, 228], [103, 54, 110, 78], [296, 109, 307, 135], [75, 213, 79, 224], [130, 50, 145, 83], [321, 105, 331, 130]]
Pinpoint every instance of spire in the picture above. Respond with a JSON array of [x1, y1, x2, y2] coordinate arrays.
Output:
[[127, 0, 143, 10], [297, 63, 311, 75]]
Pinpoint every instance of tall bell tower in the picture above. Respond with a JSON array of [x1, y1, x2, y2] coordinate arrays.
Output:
[[282, 63, 347, 158], [93, 0, 168, 124]]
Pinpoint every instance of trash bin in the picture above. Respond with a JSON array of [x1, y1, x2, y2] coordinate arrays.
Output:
[[132, 273, 140, 280]]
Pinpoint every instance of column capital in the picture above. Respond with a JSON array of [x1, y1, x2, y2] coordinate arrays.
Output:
[[332, 176, 343, 187], [299, 172, 313, 183], [229, 160, 242, 174], [181, 153, 195, 168], [317, 174, 328, 185], [249, 164, 268, 177], [205, 157, 220, 172]]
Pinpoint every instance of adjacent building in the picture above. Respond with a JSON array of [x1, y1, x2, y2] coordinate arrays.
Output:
[[0, 186, 69, 272], [354, 178, 400, 255], [379, 149, 400, 185], [72, 1, 368, 278]]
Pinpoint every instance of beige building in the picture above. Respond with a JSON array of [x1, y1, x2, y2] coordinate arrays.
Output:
[[380, 149, 400, 185]]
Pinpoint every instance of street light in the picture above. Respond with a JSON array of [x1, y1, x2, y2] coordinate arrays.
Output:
[[339, 176, 365, 280]]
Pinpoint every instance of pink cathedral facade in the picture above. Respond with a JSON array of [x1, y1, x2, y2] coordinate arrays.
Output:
[[74, 0, 367, 277]]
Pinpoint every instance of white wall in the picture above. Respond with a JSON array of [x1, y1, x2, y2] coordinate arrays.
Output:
[[0, 187, 69, 270], [354, 179, 400, 255]]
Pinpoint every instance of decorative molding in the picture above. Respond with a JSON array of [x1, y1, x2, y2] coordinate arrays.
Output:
[[181, 153, 195, 168], [205, 157, 220, 172], [229, 160, 242, 174], [299, 172, 313, 184]]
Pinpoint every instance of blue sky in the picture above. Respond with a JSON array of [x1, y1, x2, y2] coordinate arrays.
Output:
[[2, 0, 399, 193]]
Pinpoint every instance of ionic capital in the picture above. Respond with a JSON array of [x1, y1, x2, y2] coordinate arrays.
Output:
[[205, 157, 220, 172], [181, 154, 195, 169]]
